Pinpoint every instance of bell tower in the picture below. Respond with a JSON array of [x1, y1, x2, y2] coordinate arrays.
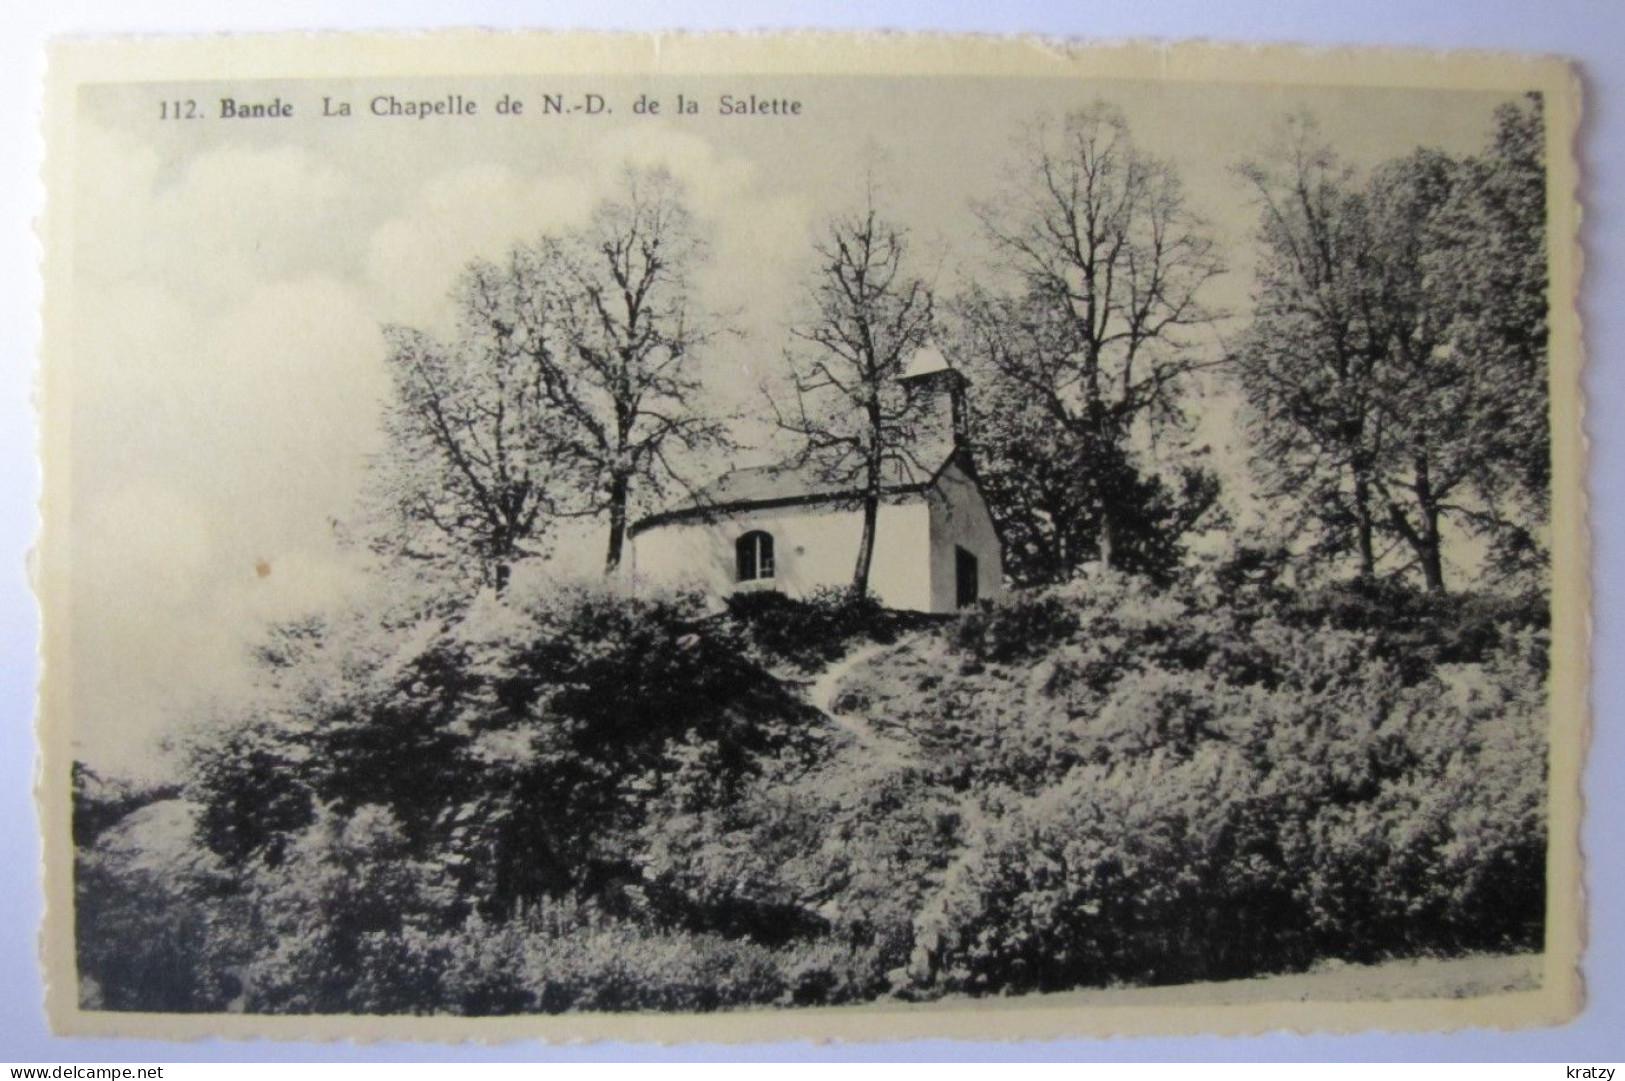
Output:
[[898, 345, 970, 462]]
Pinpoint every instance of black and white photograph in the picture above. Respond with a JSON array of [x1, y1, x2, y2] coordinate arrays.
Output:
[[37, 34, 1584, 1040]]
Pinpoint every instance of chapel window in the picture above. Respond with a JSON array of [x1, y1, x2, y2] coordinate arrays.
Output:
[[736, 530, 776, 582]]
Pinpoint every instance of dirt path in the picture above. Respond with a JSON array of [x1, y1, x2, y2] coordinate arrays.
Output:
[[806, 637, 917, 763]]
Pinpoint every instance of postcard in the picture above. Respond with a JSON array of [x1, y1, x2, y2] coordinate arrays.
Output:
[[37, 31, 1585, 1041]]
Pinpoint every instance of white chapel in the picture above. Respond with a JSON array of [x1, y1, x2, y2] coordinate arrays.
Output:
[[624, 347, 1005, 614]]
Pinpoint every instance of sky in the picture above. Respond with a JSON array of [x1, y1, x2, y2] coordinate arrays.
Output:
[[60, 71, 1523, 777]]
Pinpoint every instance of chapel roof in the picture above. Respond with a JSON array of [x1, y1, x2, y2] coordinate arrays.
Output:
[[900, 343, 954, 380], [631, 345, 973, 536], [629, 452, 949, 536]]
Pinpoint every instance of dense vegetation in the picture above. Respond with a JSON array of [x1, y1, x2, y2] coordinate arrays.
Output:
[[75, 565, 1547, 1014]]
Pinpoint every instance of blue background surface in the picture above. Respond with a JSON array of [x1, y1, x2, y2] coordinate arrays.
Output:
[[3, 0, 1620, 1062]]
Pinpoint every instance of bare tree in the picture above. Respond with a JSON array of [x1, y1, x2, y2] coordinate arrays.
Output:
[[369, 261, 585, 590], [367, 166, 729, 584], [774, 191, 936, 597], [540, 168, 732, 571], [968, 103, 1226, 571]]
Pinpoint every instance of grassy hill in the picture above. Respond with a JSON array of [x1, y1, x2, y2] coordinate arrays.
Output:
[[74, 568, 1548, 1014]]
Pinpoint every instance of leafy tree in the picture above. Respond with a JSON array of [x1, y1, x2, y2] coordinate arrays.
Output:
[[1237, 104, 1549, 592], [962, 103, 1226, 576], [955, 300, 1221, 585], [774, 190, 936, 596], [1234, 115, 1385, 579], [1423, 94, 1550, 580], [1358, 147, 1465, 592]]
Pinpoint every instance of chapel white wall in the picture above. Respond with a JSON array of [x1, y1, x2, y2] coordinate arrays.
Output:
[[926, 462, 1005, 611], [625, 499, 934, 611]]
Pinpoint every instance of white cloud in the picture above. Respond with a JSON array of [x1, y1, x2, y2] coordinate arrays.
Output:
[[73, 276, 388, 524], [66, 270, 390, 775], [73, 123, 357, 307], [69, 477, 377, 777], [362, 166, 596, 327]]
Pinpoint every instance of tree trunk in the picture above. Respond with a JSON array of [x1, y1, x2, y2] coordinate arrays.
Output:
[[852, 392, 884, 598], [1053, 509, 1070, 584], [1384, 477, 1447, 595], [1353, 471, 1376, 579], [852, 491, 879, 598], [1413, 455, 1446, 593], [1419, 528, 1446, 593], [1087, 402, 1117, 573], [604, 472, 630, 573]]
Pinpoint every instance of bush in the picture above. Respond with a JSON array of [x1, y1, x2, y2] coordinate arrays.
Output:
[[181, 580, 831, 917], [953, 590, 1080, 663], [725, 586, 902, 670], [82, 570, 1547, 1013], [916, 744, 1292, 994], [835, 574, 1548, 995], [71, 765, 179, 850], [435, 899, 879, 1013], [1291, 578, 1549, 681], [75, 801, 246, 1013]]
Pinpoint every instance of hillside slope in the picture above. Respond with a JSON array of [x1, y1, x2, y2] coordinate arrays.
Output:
[[74, 572, 1548, 1014]]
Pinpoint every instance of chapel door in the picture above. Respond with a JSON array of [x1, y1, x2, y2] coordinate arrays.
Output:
[[955, 546, 979, 608]]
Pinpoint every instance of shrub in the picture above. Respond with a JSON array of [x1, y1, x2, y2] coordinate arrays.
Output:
[[1290, 578, 1549, 680], [235, 804, 458, 1014], [436, 898, 876, 1013], [953, 589, 1080, 663], [71, 765, 179, 850], [75, 800, 246, 1013], [726, 586, 900, 670], [859, 576, 1548, 993], [184, 580, 828, 920], [87, 570, 1547, 1013]]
